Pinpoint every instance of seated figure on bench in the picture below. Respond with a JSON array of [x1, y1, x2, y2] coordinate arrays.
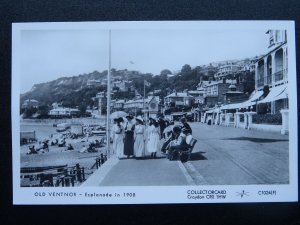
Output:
[[167, 128, 192, 160], [161, 124, 181, 154]]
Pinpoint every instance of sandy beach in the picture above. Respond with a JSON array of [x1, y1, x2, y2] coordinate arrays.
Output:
[[20, 119, 108, 175]]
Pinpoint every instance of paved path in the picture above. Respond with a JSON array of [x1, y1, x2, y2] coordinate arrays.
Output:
[[186, 123, 289, 185], [82, 153, 191, 186], [82, 123, 289, 186]]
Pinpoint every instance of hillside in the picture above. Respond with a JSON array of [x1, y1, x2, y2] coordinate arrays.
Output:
[[22, 70, 202, 107], [20, 62, 255, 114]]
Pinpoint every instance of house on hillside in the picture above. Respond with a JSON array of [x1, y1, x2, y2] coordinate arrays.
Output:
[[87, 79, 106, 87], [112, 80, 135, 92], [123, 96, 160, 118], [112, 99, 125, 112], [21, 99, 39, 109], [188, 90, 204, 105], [164, 91, 195, 110], [203, 80, 244, 108], [200, 64, 218, 77], [49, 107, 80, 118], [214, 64, 242, 81]]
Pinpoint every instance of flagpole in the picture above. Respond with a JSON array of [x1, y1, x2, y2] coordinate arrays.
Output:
[[106, 30, 111, 158]]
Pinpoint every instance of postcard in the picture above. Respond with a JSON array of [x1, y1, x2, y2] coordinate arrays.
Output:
[[12, 21, 297, 204]]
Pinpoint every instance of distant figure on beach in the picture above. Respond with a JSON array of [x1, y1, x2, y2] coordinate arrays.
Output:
[[79, 144, 88, 153], [26, 145, 38, 155], [112, 118, 124, 159], [58, 138, 66, 147], [123, 115, 135, 158], [51, 139, 58, 146], [42, 139, 49, 152], [61, 143, 74, 152], [147, 118, 160, 159], [67, 143, 74, 150], [134, 116, 145, 159]]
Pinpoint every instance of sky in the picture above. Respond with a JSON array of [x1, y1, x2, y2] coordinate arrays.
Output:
[[19, 28, 269, 93]]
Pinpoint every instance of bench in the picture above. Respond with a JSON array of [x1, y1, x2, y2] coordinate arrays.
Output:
[[179, 138, 198, 162], [167, 138, 198, 162]]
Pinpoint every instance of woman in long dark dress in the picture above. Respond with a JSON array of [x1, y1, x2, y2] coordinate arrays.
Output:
[[123, 115, 135, 158]]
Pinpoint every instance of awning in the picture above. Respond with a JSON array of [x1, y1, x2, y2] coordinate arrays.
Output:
[[220, 102, 245, 110], [219, 91, 263, 110], [213, 108, 220, 112], [171, 112, 187, 116], [258, 85, 287, 103], [274, 87, 288, 101], [241, 90, 264, 107]]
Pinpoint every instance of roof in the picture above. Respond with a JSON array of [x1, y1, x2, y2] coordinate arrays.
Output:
[[226, 91, 243, 94], [24, 99, 38, 103], [165, 92, 194, 98], [171, 112, 187, 116], [205, 80, 237, 87], [219, 90, 264, 109], [188, 90, 202, 94], [254, 41, 287, 63], [50, 107, 79, 112]]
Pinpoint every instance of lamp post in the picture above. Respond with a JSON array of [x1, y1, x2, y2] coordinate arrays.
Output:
[[106, 30, 111, 158]]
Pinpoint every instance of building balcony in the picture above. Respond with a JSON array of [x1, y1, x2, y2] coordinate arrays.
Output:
[[257, 78, 264, 88], [256, 69, 287, 88], [274, 70, 284, 82], [266, 75, 272, 85]]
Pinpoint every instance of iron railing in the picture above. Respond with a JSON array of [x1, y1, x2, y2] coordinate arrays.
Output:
[[256, 69, 287, 88]]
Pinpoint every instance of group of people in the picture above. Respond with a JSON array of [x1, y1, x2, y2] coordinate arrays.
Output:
[[111, 115, 160, 159], [26, 139, 49, 155], [111, 115, 193, 160]]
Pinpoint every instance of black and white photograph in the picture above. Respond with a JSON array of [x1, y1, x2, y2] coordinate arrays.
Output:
[[12, 21, 297, 204]]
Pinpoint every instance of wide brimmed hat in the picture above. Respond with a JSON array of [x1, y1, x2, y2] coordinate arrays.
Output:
[[135, 116, 144, 123]]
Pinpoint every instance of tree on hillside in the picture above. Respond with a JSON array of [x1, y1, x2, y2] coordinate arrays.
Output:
[[37, 105, 50, 118], [181, 64, 192, 74], [160, 69, 172, 76], [239, 71, 255, 94]]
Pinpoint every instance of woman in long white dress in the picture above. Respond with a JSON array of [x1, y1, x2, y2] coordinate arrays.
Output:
[[112, 118, 124, 159], [134, 116, 145, 159], [147, 119, 160, 158]]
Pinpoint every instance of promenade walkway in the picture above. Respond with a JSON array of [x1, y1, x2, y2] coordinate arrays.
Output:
[[82, 154, 190, 186], [82, 122, 290, 186]]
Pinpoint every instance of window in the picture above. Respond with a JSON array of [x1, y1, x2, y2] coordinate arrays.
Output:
[[275, 30, 281, 42]]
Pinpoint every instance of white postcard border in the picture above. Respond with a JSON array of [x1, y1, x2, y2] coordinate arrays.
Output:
[[12, 21, 298, 204]]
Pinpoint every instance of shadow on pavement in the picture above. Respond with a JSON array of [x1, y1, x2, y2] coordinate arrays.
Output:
[[222, 137, 288, 143], [136, 156, 167, 160], [189, 152, 207, 161]]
